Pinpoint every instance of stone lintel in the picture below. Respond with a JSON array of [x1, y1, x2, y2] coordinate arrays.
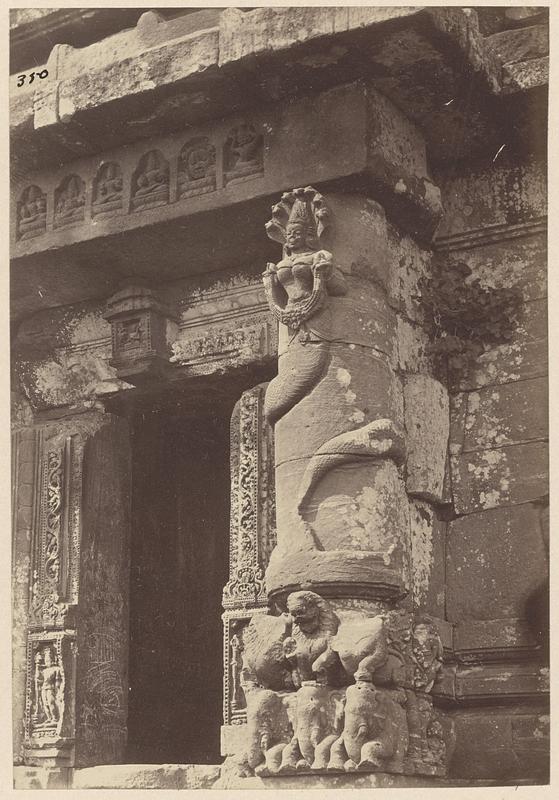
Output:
[[11, 275, 278, 412], [12, 81, 440, 320], [11, 6, 518, 172]]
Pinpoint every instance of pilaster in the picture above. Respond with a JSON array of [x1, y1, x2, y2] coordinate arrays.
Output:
[[12, 411, 131, 772]]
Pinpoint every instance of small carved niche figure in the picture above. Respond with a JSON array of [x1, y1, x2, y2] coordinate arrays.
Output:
[[229, 621, 249, 719], [54, 175, 85, 228], [224, 123, 263, 185], [115, 317, 146, 353], [92, 162, 123, 215], [17, 185, 47, 240], [262, 186, 347, 330], [178, 137, 216, 198], [411, 620, 444, 692], [131, 150, 169, 210], [33, 646, 65, 730]]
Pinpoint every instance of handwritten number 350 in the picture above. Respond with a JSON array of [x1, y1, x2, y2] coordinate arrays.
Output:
[[17, 69, 49, 87]]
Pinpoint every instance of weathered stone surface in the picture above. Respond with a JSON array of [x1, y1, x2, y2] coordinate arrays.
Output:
[[387, 226, 433, 325], [450, 440, 548, 513], [512, 713, 551, 782], [221, 724, 249, 758], [10, 8, 159, 74], [259, 187, 415, 601], [455, 663, 549, 702], [16, 413, 131, 770], [72, 763, 221, 788], [215, 770, 497, 790], [511, 714, 550, 780], [453, 617, 538, 657], [485, 25, 548, 65], [449, 392, 467, 455], [446, 504, 548, 621], [12, 430, 38, 764], [504, 8, 548, 28], [218, 7, 418, 65], [11, 384, 35, 430], [12, 305, 122, 409], [455, 298, 547, 392], [13, 766, 71, 789], [409, 501, 446, 616], [449, 708, 549, 781], [12, 272, 278, 410], [435, 158, 546, 239], [404, 375, 449, 502], [452, 377, 547, 453], [104, 284, 179, 386], [11, 8, 64, 27], [74, 417, 131, 767], [395, 317, 435, 375], [320, 195, 389, 283], [12, 6, 505, 173], [281, 461, 410, 575], [16, 16, 219, 127], [435, 661, 549, 705], [273, 346, 400, 467], [441, 234, 546, 303], [456, 662, 550, 703], [503, 56, 549, 93]]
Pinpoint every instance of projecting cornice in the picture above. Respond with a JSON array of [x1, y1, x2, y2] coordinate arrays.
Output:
[[10, 6, 545, 176]]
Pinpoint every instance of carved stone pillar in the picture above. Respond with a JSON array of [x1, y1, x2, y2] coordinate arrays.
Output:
[[263, 188, 408, 604], [219, 177, 454, 783], [13, 412, 131, 772], [221, 385, 276, 754]]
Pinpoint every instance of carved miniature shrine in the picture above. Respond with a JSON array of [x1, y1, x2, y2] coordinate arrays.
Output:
[[10, 6, 549, 792]]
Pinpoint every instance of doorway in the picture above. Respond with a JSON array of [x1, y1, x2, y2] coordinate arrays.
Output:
[[125, 392, 232, 764]]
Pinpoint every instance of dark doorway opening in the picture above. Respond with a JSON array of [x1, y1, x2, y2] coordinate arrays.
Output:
[[125, 395, 232, 764]]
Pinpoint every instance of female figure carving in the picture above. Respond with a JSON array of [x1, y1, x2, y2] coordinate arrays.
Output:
[[262, 187, 347, 424], [263, 186, 346, 331]]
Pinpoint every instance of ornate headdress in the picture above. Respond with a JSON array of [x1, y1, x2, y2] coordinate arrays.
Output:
[[265, 186, 330, 250]]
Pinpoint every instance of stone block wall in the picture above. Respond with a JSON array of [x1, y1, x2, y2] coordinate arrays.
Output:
[[433, 153, 548, 781], [11, 4, 548, 790]]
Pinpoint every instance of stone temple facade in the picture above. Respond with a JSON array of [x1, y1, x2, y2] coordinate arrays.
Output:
[[10, 6, 548, 791]]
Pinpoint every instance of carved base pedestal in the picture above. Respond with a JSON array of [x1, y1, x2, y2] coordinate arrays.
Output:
[[235, 681, 449, 780], [224, 590, 454, 782], [216, 770, 464, 791]]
